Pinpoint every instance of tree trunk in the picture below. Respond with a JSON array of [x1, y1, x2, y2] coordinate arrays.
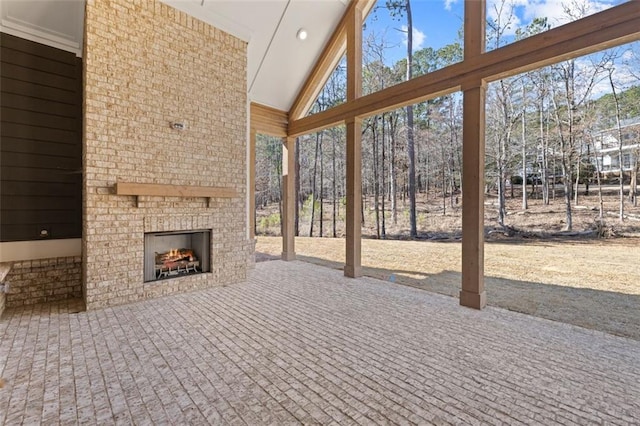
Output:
[[630, 148, 638, 207], [294, 137, 300, 236], [496, 79, 512, 227], [405, 0, 417, 238], [498, 173, 506, 226], [561, 161, 573, 231], [574, 146, 581, 206], [497, 136, 507, 227], [630, 167, 638, 207], [541, 105, 549, 205], [551, 84, 573, 230], [277, 147, 283, 236], [373, 118, 381, 239], [332, 133, 337, 238], [510, 175, 515, 199], [522, 85, 528, 210], [448, 98, 457, 209], [609, 71, 625, 222], [319, 133, 324, 237], [309, 132, 321, 236], [390, 114, 398, 224], [381, 113, 387, 238], [441, 153, 446, 216], [594, 151, 604, 223], [552, 155, 557, 201], [425, 151, 430, 195]]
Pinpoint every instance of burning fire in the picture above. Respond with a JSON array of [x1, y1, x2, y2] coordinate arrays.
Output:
[[156, 248, 196, 265], [168, 249, 195, 261]]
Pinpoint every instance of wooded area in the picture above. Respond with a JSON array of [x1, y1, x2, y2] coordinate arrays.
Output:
[[255, 1, 640, 240]]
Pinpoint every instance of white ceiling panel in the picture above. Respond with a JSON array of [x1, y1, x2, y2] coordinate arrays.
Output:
[[166, 0, 348, 111], [248, 0, 347, 110]]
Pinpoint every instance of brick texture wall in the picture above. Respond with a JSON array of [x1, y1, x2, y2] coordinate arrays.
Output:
[[83, 0, 249, 309], [3, 257, 82, 308]]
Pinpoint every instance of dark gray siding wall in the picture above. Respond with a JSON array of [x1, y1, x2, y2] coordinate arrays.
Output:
[[1, 33, 82, 242]]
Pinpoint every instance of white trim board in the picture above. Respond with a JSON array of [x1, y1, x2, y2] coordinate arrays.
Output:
[[0, 239, 82, 263]]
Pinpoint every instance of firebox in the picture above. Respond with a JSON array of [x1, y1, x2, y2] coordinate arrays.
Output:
[[144, 230, 211, 282]]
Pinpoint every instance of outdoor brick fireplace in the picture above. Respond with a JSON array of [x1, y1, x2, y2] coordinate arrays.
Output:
[[82, 0, 251, 310], [144, 229, 211, 282]]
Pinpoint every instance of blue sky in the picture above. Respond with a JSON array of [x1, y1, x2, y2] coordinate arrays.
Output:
[[363, 0, 625, 66], [364, 0, 464, 65]]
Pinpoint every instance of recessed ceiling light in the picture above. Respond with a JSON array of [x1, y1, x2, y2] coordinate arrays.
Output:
[[296, 28, 308, 41]]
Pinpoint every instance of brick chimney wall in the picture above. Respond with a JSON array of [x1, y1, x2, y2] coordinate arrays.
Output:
[[83, 0, 249, 309]]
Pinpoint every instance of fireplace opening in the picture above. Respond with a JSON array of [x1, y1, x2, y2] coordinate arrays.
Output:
[[144, 230, 211, 282]]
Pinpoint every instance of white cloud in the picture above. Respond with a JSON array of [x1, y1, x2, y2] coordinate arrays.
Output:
[[401, 24, 426, 51], [486, 0, 619, 44], [519, 0, 618, 27], [443, 0, 459, 11]]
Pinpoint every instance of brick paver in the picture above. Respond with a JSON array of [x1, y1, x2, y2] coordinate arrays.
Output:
[[1, 260, 639, 424]]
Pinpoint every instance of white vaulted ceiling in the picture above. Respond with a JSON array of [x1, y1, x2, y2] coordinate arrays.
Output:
[[164, 0, 348, 111], [0, 0, 350, 112]]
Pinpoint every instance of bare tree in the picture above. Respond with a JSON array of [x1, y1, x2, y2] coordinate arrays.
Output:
[[607, 67, 625, 222], [521, 83, 529, 210], [387, 0, 417, 237], [486, 0, 521, 227], [294, 138, 300, 236]]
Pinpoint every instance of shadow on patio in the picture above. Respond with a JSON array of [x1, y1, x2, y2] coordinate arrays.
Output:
[[260, 252, 640, 341]]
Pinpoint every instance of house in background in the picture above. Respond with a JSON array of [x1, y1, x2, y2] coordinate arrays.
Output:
[[1, 0, 639, 317], [593, 116, 640, 178]]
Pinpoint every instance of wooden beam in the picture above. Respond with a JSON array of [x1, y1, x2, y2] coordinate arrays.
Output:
[[289, 65, 462, 137], [288, 27, 345, 122], [249, 128, 256, 238], [460, 0, 487, 310], [250, 102, 288, 137], [288, 0, 376, 121], [346, 1, 363, 102], [344, 3, 363, 278], [464, 0, 485, 58], [281, 137, 296, 261], [288, 1, 640, 137], [114, 182, 237, 198]]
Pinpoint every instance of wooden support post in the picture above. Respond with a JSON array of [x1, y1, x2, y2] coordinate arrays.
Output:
[[344, 1, 363, 278], [460, 82, 487, 309], [282, 136, 296, 261], [460, 0, 487, 309], [249, 128, 256, 238], [345, 118, 363, 277]]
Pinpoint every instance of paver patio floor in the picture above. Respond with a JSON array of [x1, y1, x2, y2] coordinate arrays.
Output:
[[1, 260, 639, 425]]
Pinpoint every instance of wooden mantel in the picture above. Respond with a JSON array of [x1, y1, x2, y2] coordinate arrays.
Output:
[[114, 182, 238, 207]]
